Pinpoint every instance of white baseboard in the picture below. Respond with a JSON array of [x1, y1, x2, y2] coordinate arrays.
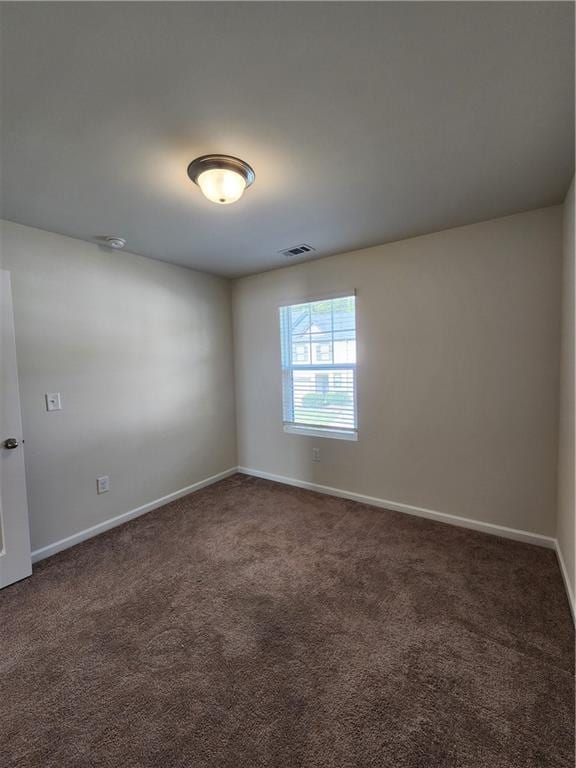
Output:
[[32, 464, 573, 621], [555, 541, 575, 622], [237, 467, 556, 550], [31, 467, 237, 564]]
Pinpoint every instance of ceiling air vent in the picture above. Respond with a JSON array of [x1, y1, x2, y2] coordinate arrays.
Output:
[[279, 244, 316, 259]]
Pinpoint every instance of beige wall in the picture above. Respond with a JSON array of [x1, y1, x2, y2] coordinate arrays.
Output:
[[0, 220, 236, 551], [557, 179, 575, 605], [1, 206, 567, 555], [233, 207, 562, 537]]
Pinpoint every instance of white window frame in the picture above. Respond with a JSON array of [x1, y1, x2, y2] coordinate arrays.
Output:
[[279, 291, 358, 441]]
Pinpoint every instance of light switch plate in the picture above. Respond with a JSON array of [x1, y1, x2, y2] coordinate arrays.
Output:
[[45, 393, 62, 411]]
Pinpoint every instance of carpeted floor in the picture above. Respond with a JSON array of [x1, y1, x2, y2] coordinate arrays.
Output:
[[1, 474, 574, 767]]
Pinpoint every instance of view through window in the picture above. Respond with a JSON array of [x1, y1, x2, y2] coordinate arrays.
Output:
[[279, 294, 357, 437]]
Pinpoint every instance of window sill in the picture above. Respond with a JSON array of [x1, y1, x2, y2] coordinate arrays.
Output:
[[283, 424, 358, 441]]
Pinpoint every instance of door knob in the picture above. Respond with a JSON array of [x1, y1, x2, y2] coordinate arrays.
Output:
[[3, 438, 19, 450]]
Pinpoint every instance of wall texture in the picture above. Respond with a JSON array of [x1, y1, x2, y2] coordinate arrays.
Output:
[[557, 179, 575, 605], [0, 220, 236, 551], [234, 207, 562, 537]]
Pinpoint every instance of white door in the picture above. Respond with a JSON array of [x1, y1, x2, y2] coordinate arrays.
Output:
[[0, 270, 31, 588]]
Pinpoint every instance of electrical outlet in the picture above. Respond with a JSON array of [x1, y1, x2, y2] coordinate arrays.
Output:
[[312, 447, 320, 463], [97, 476, 110, 494]]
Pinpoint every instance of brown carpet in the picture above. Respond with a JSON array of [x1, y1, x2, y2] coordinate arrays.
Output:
[[1, 474, 574, 767]]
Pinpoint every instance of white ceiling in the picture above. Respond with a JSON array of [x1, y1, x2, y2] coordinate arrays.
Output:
[[1, 2, 574, 277]]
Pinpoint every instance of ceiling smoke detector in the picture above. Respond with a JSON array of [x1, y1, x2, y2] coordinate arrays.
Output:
[[278, 244, 316, 259], [103, 236, 127, 250]]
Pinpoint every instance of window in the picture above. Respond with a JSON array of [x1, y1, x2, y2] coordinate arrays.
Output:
[[315, 343, 331, 363], [293, 343, 309, 363], [279, 294, 357, 440]]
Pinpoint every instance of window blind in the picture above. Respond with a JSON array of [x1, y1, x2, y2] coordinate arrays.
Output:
[[279, 294, 357, 436]]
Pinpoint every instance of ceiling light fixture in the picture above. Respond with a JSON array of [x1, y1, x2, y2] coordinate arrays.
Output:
[[187, 154, 255, 205]]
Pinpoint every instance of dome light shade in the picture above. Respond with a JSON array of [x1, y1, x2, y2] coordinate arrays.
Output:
[[187, 155, 255, 205], [196, 168, 246, 205]]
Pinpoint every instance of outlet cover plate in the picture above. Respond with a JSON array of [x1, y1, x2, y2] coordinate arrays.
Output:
[[97, 476, 110, 494]]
